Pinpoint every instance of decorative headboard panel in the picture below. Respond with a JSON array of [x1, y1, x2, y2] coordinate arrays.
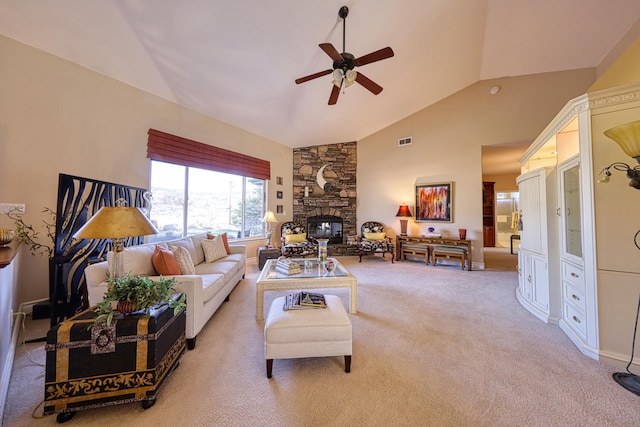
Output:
[[51, 173, 149, 326]]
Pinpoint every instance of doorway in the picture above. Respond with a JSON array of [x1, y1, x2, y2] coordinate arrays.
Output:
[[496, 191, 519, 250]]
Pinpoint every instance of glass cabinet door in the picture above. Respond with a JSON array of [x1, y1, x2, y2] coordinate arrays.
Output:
[[561, 159, 582, 259]]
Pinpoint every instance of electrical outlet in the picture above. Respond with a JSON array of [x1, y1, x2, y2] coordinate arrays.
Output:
[[0, 203, 26, 214]]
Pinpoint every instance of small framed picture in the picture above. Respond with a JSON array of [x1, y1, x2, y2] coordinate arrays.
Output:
[[276, 205, 283, 214], [276, 191, 283, 199], [276, 176, 283, 185]]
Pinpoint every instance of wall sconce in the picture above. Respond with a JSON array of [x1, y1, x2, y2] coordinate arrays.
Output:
[[395, 204, 412, 236], [599, 120, 640, 189]]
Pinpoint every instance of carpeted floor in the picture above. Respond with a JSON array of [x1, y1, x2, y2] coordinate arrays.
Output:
[[3, 248, 640, 426]]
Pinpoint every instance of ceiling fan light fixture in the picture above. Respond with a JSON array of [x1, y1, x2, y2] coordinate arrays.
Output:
[[345, 69, 357, 87], [332, 69, 344, 87]]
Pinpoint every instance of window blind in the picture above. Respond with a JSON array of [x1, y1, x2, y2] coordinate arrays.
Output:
[[147, 129, 271, 180]]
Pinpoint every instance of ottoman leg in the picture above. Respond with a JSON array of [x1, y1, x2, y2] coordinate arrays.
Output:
[[266, 359, 273, 378], [344, 355, 351, 373]]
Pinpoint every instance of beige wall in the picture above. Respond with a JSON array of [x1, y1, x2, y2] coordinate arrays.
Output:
[[0, 35, 293, 305], [357, 70, 595, 267]]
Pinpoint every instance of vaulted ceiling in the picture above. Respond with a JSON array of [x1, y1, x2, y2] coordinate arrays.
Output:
[[1, 1, 639, 162]]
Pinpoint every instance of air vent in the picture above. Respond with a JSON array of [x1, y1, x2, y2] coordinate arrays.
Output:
[[398, 136, 412, 147]]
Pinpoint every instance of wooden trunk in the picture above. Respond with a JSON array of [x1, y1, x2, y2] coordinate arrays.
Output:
[[43, 295, 185, 417]]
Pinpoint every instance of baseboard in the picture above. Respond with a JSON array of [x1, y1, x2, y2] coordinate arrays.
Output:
[[0, 309, 25, 425], [19, 298, 49, 316]]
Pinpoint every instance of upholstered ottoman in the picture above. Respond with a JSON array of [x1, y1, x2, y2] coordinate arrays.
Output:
[[264, 295, 352, 378]]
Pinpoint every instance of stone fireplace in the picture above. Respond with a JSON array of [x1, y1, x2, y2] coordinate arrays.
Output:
[[293, 142, 357, 255]]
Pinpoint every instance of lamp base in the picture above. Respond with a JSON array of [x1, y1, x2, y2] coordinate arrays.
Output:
[[613, 372, 640, 396], [399, 219, 408, 236]]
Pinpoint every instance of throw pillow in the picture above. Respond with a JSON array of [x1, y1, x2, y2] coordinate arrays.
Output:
[[364, 232, 386, 240], [202, 235, 228, 263], [172, 245, 196, 275], [284, 233, 307, 243], [207, 232, 231, 254], [152, 246, 181, 275]]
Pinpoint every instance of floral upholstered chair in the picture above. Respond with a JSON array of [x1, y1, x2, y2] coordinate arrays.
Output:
[[357, 221, 395, 263], [280, 221, 318, 257]]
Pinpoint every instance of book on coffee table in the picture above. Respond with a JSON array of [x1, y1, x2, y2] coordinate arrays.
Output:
[[283, 291, 326, 310]]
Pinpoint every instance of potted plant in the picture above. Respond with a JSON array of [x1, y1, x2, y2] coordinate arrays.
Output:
[[94, 273, 186, 326]]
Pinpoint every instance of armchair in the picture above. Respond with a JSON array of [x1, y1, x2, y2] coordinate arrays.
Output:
[[357, 221, 394, 263], [280, 222, 318, 257]]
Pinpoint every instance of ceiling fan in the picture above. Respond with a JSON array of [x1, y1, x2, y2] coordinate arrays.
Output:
[[295, 6, 394, 105]]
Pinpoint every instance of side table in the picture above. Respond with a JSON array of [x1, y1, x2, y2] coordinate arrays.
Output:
[[258, 246, 281, 269]]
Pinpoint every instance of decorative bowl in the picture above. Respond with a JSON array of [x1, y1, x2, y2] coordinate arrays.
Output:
[[0, 228, 15, 246]]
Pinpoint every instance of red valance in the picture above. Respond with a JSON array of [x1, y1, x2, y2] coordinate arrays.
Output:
[[147, 129, 271, 180]]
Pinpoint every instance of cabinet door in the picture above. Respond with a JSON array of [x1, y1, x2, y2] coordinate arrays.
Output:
[[530, 255, 549, 312], [559, 157, 582, 262], [517, 173, 544, 254]]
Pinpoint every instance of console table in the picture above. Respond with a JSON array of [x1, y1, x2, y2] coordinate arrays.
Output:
[[396, 236, 472, 271]]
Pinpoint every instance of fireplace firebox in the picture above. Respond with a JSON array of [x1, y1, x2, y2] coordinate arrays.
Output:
[[307, 215, 343, 244]]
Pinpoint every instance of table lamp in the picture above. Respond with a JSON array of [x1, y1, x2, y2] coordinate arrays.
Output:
[[262, 210, 278, 248], [395, 204, 412, 236], [73, 201, 158, 279]]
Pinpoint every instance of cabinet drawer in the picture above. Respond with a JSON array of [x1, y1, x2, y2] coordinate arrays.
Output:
[[563, 281, 586, 312], [562, 262, 584, 288], [564, 303, 587, 340]]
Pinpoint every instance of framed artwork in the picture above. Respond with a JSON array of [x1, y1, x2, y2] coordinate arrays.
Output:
[[276, 176, 283, 185], [276, 205, 283, 214], [415, 182, 453, 222], [276, 191, 283, 199]]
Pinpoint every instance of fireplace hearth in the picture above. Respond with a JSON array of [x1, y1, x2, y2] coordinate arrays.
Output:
[[307, 215, 343, 244]]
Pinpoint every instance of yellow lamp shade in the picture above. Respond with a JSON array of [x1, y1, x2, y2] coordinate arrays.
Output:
[[604, 120, 640, 161]]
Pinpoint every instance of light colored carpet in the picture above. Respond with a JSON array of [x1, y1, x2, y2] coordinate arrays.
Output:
[[4, 249, 640, 426]]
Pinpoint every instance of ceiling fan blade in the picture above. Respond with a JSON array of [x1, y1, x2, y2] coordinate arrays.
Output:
[[295, 69, 332, 84], [319, 43, 344, 62], [355, 72, 383, 95], [355, 47, 394, 67], [328, 82, 341, 105]]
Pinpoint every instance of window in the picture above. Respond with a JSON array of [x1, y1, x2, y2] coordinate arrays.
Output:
[[148, 160, 266, 243]]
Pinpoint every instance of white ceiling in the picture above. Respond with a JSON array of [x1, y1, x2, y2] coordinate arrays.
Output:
[[1, 0, 640, 173]]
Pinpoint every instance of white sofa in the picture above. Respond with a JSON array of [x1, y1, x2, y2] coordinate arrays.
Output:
[[84, 232, 246, 350]]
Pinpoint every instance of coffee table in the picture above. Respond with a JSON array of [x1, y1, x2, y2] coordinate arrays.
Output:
[[256, 258, 357, 321]]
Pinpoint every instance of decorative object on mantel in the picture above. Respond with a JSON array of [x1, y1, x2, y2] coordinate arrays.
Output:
[[600, 119, 640, 396], [73, 199, 158, 279], [599, 120, 640, 189], [317, 164, 332, 191], [262, 210, 278, 248], [294, 5, 394, 105], [395, 204, 412, 236], [0, 228, 15, 246]]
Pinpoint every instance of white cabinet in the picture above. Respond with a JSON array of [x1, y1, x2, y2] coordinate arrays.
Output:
[[515, 167, 560, 323]]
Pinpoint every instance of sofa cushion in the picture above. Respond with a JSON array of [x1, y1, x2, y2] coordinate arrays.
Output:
[[202, 235, 228, 263], [169, 236, 202, 266], [117, 243, 165, 277], [194, 260, 239, 282], [207, 232, 231, 254], [200, 273, 227, 303], [152, 246, 181, 275], [172, 245, 196, 275], [187, 233, 210, 264]]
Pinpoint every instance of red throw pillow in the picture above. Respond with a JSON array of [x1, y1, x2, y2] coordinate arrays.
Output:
[[152, 246, 181, 275], [207, 232, 231, 254]]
